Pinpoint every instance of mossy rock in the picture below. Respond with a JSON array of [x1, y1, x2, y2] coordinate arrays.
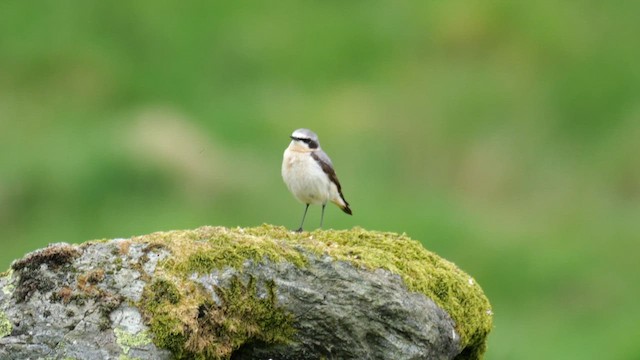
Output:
[[130, 225, 492, 359], [0, 225, 492, 360]]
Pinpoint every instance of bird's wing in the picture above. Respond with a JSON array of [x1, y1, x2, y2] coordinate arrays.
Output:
[[311, 149, 352, 214], [314, 148, 334, 168], [311, 151, 344, 197]]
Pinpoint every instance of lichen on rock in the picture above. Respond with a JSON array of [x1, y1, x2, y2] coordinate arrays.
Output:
[[0, 311, 11, 338], [114, 327, 152, 355]]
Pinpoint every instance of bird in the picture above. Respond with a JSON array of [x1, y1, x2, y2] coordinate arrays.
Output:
[[282, 128, 352, 232]]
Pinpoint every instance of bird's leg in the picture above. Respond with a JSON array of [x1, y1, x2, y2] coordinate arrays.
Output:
[[320, 203, 326, 228], [296, 204, 310, 232]]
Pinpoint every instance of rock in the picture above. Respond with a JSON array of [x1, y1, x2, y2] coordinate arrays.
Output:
[[0, 225, 492, 360]]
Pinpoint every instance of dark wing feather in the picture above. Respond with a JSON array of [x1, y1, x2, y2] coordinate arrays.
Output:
[[311, 151, 352, 215]]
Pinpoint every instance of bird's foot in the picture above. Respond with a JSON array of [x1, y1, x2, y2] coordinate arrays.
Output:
[[294, 227, 304, 233]]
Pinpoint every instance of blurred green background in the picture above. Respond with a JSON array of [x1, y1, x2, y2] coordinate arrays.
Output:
[[1, 1, 638, 359]]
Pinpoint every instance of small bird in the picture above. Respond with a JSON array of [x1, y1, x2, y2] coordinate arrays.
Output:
[[282, 128, 352, 232]]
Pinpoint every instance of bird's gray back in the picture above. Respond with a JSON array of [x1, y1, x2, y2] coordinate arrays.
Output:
[[315, 148, 334, 169]]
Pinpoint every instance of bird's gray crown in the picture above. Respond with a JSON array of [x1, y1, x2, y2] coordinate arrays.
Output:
[[291, 128, 319, 142]]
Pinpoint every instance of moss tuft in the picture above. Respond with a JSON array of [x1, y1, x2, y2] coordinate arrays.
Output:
[[139, 278, 196, 358], [11, 244, 80, 272], [10, 244, 81, 303], [12, 266, 55, 303], [139, 274, 294, 360], [136, 226, 308, 275], [131, 225, 492, 359], [0, 269, 12, 278], [146, 278, 182, 306]]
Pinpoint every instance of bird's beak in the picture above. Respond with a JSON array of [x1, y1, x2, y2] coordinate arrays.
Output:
[[289, 135, 296, 140]]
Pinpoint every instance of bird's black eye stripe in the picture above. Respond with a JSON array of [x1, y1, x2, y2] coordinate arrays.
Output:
[[291, 136, 318, 148], [292, 137, 310, 143]]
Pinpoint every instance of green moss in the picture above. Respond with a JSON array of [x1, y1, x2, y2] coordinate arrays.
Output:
[[131, 225, 492, 359], [145, 278, 181, 306], [138, 277, 195, 358], [149, 228, 307, 275], [114, 327, 152, 354], [139, 274, 294, 360], [0, 311, 11, 338]]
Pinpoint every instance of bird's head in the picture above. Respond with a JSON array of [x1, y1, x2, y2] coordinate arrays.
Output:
[[289, 128, 320, 150]]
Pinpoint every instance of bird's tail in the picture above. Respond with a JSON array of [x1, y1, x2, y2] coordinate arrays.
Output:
[[332, 193, 352, 215]]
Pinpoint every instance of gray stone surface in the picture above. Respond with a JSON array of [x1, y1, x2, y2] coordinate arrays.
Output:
[[199, 256, 460, 360], [0, 238, 462, 360], [0, 241, 171, 360]]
